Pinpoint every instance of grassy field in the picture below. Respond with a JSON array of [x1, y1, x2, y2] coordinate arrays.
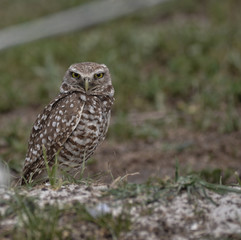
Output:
[[0, 0, 91, 28], [0, 0, 241, 181], [1, 0, 241, 120]]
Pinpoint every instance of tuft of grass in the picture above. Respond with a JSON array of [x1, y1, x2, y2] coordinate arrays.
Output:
[[72, 203, 131, 240], [234, 171, 241, 187], [21, 146, 95, 187], [197, 168, 234, 185], [93, 212, 131, 240], [2, 191, 131, 240], [42, 148, 97, 187], [106, 165, 241, 205], [42, 145, 62, 188], [3, 193, 64, 240]]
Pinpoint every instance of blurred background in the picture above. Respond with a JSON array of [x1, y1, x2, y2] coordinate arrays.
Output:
[[0, 0, 240, 184]]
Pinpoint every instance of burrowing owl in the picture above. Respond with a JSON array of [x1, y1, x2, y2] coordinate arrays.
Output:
[[21, 62, 114, 184]]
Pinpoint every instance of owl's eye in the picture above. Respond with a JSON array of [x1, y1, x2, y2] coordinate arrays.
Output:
[[94, 73, 104, 79], [71, 72, 80, 79]]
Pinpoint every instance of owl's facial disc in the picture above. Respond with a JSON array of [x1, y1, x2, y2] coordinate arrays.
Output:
[[65, 63, 110, 94], [69, 69, 106, 92]]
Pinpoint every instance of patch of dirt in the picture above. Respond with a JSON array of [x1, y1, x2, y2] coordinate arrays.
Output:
[[0, 107, 241, 184], [89, 128, 241, 184], [0, 106, 41, 128]]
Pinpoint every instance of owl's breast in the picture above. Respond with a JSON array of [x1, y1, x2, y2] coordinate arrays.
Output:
[[58, 94, 111, 169]]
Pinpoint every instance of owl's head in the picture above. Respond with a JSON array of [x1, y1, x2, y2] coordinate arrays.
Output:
[[61, 62, 114, 97]]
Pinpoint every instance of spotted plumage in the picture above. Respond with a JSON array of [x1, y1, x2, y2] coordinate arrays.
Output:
[[21, 62, 114, 184]]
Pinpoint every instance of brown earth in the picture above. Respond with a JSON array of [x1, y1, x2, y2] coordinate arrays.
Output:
[[92, 127, 241, 184], [1, 107, 240, 185]]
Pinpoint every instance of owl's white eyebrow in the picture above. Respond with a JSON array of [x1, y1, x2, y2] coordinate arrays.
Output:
[[94, 69, 105, 74], [69, 66, 81, 74]]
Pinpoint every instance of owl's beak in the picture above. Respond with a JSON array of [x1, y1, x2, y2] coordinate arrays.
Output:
[[84, 78, 89, 92]]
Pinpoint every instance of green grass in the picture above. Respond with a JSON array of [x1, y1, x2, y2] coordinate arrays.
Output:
[[1, 0, 241, 132], [21, 146, 95, 187], [7, 193, 63, 240], [0, 0, 91, 28], [1, 190, 131, 240], [193, 168, 234, 185], [106, 173, 241, 206], [43, 146, 61, 187]]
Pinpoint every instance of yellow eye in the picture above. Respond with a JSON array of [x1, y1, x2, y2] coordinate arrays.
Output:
[[71, 72, 80, 79], [94, 73, 104, 79]]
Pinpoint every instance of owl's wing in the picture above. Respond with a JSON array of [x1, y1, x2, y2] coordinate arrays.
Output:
[[21, 92, 85, 183]]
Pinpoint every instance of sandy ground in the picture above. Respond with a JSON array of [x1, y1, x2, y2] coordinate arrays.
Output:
[[0, 183, 240, 240]]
